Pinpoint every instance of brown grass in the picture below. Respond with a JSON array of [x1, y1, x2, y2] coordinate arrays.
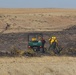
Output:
[[0, 8, 76, 33], [0, 8, 76, 14], [0, 56, 76, 75]]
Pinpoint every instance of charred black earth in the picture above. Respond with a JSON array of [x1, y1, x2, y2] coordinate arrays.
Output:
[[0, 25, 76, 56]]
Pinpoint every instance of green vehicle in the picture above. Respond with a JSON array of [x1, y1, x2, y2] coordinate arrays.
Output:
[[28, 33, 44, 52]]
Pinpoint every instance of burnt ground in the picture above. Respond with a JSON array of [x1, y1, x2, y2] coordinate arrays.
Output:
[[0, 25, 76, 56]]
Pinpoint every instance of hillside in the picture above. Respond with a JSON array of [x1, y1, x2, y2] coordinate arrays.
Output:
[[0, 8, 76, 33]]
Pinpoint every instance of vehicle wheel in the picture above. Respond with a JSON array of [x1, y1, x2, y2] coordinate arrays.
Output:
[[33, 48, 37, 52], [40, 48, 45, 53]]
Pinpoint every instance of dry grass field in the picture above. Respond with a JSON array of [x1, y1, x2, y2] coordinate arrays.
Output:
[[0, 8, 76, 33], [0, 8, 76, 75], [0, 56, 76, 75]]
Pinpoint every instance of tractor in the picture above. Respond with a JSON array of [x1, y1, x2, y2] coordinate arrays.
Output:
[[28, 33, 45, 52]]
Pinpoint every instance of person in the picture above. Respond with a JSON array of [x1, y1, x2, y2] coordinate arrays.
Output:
[[41, 37, 46, 53], [48, 36, 58, 50], [38, 36, 42, 42]]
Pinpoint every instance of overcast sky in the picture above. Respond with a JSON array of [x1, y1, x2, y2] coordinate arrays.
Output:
[[0, 0, 76, 8]]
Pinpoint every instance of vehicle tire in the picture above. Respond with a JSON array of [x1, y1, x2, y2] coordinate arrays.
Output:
[[33, 47, 37, 52], [40, 48, 45, 53]]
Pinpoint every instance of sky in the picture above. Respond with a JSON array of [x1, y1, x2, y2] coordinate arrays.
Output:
[[0, 0, 76, 8]]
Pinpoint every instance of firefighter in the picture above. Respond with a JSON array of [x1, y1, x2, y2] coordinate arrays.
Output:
[[38, 36, 46, 53], [41, 37, 46, 53], [38, 36, 42, 42], [48, 36, 58, 50]]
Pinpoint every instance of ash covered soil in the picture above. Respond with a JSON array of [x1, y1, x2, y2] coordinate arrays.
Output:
[[0, 25, 76, 55]]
